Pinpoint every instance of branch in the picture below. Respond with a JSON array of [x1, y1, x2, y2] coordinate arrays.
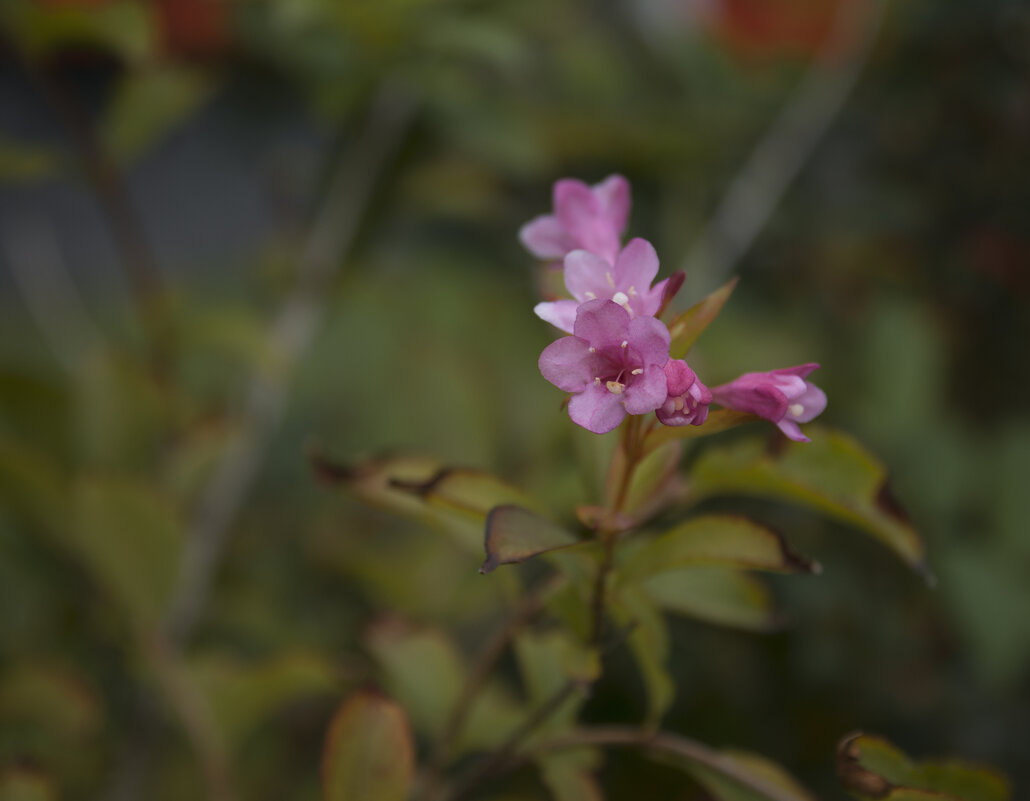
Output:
[[680, 0, 889, 293], [519, 726, 807, 801], [162, 84, 417, 646]]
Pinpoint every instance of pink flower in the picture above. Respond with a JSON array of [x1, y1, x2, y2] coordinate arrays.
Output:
[[711, 363, 827, 442], [519, 175, 630, 265], [656, 359, 712, 427], [534, 238, 670, 333], [539, 299, 671, 434]]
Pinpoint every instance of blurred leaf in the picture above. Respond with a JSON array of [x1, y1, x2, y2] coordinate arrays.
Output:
[[610, 585, 673, 726], [538, 748, 604, 801], [321, 690, 414, 801], [642, 567, 779, 632], [70, 477, 181, 633], [0, 664, 100, 742], [837, 733, 1010, 801], [313, 453, 536, 555], [0, 138, 61, 182], [685, 749, 816, 801], [481, 505, 580, 574], [618, 514, 819, 582], [9, 0, 155, 62], [642, 409, 757, 455], [0, 770, 55, 801], [0, 434, 67, 535], [74, 349, 168, 472], [612, 440, 684, 522], [101, 67, 209, 162], [668, 277, 738, 359], [515, 629, 599, 738], [188, 651, 340, 748], [364, 619, 522, 751], [690, 429, 928, 575]]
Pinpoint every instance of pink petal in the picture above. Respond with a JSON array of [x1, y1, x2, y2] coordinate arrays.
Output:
[[539, 336, 597, 393], [663, 359, 697, 397], [777, 419, 810, 442], [564, 250, 613, 302], [533, 300, 579, 333], [573, 299, 630, 348], [519, 215, 575, 259], [790, 383, 826, 423], [614, 238, 660, 293], [592, 174, 631, 234], [568, 382, 627, 434], [771, 362, 821, 380], [553, 180, 598, 238], [635, 276, 669, 318], [626, 315, 671, 365], [713, 382, 788, 421], [623, 363, 668, 414]]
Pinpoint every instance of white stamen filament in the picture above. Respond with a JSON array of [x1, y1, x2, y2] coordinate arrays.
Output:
[[628, 285, 637, 296], [584, 291, 596, 299], [612, 291, 630, 308], [605, 271, 615, 288], [788, 403, 804, 418], [631, 368, 643, 375], [620, 340, 628, 348], [588, 346, 595, 353], [594, 377, 601, 385], [674, 397, 684, 411], [606, 380, 625, 395]]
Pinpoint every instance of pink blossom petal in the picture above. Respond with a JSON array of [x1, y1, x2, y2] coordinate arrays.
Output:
[[520, 215, 576, 259], [614, 238, 660, 293], [622, 363, 668, 415], [789, 383, 827, 423], [539, 336, 598, 393], [568, 381, 627, 434], [626, 315, 672, 365], [713, 383, 789, 421], [777, 419, 810, 442], [592, 174, 631, 234], [771, 362, 821, 380], [564, 250, 613, 302], [663, 359, 697, 397], [533, 300, 579, 333], [635, 276, 669, 318], [554, 180, 598, 237], [573, 299, 630, 348]]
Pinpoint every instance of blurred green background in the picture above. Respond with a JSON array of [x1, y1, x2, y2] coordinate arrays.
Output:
[[0, 0, 1028, 798]]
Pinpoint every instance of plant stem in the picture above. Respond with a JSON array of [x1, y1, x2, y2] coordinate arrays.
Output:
[[511, 726, 806, 801]]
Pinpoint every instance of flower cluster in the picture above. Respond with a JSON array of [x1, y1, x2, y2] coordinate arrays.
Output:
[[523, 175, 827, 439]]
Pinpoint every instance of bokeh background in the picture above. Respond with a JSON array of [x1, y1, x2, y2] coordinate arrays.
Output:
[[1, 0, 1028, 798]]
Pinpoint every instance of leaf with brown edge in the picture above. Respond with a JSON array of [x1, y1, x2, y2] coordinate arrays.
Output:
[[836, 732, 1010, 801], [321, 690, 414, 801], [642, 409, 757, 456], [311, 451, 536, 555], [690, 429, 930, 578], [481, 505, 581, 574], [684, 749, 817, 801], [617, 514, 820, 584], [667, 277, 738, 358]]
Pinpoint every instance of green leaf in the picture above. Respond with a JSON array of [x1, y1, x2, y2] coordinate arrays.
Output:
[[0, 769, 55, 801], [667, 277, 738, 358], [10, 1, 155, 63], [642, 409, 757, 455], [101, 68, 209, 162], [685, 749, 816, 801], [364, 619, 522, 751], [617, 440, 685, 521], [642, 567, 779, 632], [619, 514, 819, 582], [837, 733, 1010, 801], [609, 585, 674, 726], [312, 452, 536, 555], [0, 664, 100, 742], [0, 137, 61, 182], [187, 652, 340, 748], [321, 690, 414, 801], [690, 429, 928, 576], [515, 630, 600, 738], [538, 749, 604, 801], [70, 477, 181, 633], [0, 433, 66, 535], [481, 505, 581, 573]]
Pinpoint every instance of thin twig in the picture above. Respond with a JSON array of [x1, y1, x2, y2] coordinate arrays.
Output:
[[680, 0, 889, 293], [162, 84, 417, 646], [493, 726, 808, 801], [24, 58, 167, 349]]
